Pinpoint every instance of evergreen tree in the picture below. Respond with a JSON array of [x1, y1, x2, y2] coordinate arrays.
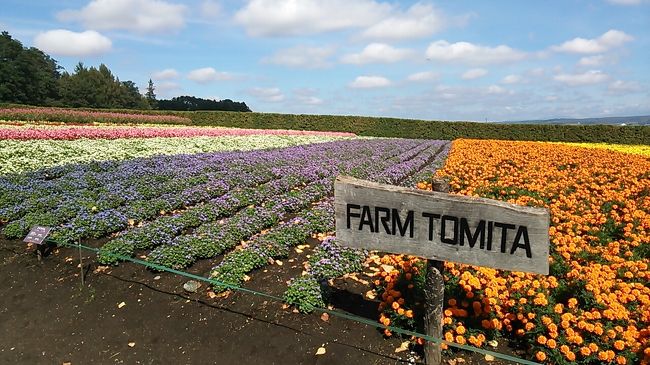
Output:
[[145, 79, 157, 109]]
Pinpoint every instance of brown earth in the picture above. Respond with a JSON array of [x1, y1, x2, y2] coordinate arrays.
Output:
[[0, 237, 522, 365]]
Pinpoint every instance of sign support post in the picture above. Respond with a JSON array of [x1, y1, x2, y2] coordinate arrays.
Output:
[[423, 179, 449, 364]]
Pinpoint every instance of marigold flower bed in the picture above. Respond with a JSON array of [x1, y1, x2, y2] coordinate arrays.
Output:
[[0, 123, 356, 140], [375, 139, 650, 365]]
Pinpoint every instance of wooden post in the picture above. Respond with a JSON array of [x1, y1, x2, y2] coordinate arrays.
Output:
[[424, 178, 449, 365]]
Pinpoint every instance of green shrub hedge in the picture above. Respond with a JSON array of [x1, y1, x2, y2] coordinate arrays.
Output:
[[186, 111, 650, 145], [2, 104, 648, 144]]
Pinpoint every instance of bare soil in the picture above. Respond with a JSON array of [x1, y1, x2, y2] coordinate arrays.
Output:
[[0, 238, 522, 365]]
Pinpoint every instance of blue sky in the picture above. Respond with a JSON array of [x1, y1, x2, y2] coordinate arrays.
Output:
[[2, 0, 649, 121]]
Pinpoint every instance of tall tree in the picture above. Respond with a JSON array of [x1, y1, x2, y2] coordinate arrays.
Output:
[[145, 79, 157, 109], [0, 31, 60, 105]]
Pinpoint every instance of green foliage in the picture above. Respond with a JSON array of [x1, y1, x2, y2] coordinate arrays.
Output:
[[284, 275, 326, 313], [58, 63, 149, 109], [97, 238, 135, 265], [157, 95, 251, 112], [184, 111, 650, 145], [0, 31, 60, 105]]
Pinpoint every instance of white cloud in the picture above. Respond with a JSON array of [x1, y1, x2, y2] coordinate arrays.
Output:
[[248, 87, 285, 102], [293, 88, 324, 105], [501, 74, 522, 84], [606, 0, 643, 5], [578, 55, 606, 66], [361, 3, 445, 41], [33, 29, 111, 57], [57, 0, 186, 33], [553, 70, 609, 86], [155, 81, 182, 97], [407, 71, 439, 82], [608, 80, 641, 94], [200, 0, 221, 18], [552, 29, 633, 54], [152, 68, 179, 80], [487, 85, 507, 94], [341, 43, 413, 64], [234, 0, 391, 36], [263, 45, 335, 68], [349, 75, 391, 88], [187, 67, 234, 83], [461, 68, 488, 80], [297, 96, 323, 105], [425, 40, 525, 65]]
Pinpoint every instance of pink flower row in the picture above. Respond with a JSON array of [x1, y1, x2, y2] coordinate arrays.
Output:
[[0, 125, 356, 140]]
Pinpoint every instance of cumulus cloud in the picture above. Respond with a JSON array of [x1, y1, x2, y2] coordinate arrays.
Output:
[[552, 29, 633, 54], [425, 40, 525, 65], [187, 67, 234, 83], [341, 43, 414, 64], [349, 75, 391, 88], [248, 87, 285, 102], [501, 74, 522, 84], [57, 0, 186, 33], [553, 70, 609, 86], [263, 45, 335, 68], [234, 0, 390, 36], [461, 68, 488, 80], [33, 29, 111, 57], [152, 68, 179, 80], [407, 71, 439, 82], [360, 3, 445, 41]]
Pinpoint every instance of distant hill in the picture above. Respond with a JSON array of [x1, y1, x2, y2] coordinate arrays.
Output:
[[504, 115, 650, 126]]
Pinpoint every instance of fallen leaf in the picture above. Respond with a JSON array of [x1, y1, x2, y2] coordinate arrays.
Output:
[[394, 341, 409, 353], [365, 290, 377, 300], [282, 304, 290, 310], [128, 342, 135, 348], [320, 313, 329, 322], [487, 340, 498, 348], [207, 291, 217, 299], [275, 260, 283, 266], [295, 248, 303, 253], [484, 354, 495, 362], [315, 347, 326, 355], [62, 362, 72, 365], [243, 275, 251, 282], [118, 302, 126, 309], [380, 264, 395, 273]]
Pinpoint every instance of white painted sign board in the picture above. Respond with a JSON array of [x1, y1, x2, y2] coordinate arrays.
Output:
[[334, 175, 550, 275]]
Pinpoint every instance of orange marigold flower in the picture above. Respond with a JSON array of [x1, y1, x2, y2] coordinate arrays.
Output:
[[536, 351, 547, 361]]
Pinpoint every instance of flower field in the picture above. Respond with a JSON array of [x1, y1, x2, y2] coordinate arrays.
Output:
[[0, 123, 355, 140], [375, 139, 649, 364], [2, 119, 649, 365]]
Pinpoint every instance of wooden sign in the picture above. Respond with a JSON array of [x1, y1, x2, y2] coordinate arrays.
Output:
[[23, 226, 51, 245], [334, 176, 550, 275]]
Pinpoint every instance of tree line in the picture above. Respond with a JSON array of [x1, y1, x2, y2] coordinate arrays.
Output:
[[0, 31, 251, 112]]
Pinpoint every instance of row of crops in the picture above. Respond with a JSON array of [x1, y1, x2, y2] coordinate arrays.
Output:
[[2, 105, 648, 144]]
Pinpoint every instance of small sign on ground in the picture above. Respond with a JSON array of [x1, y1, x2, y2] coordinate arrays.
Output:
[[23, 226, 52, 245]]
